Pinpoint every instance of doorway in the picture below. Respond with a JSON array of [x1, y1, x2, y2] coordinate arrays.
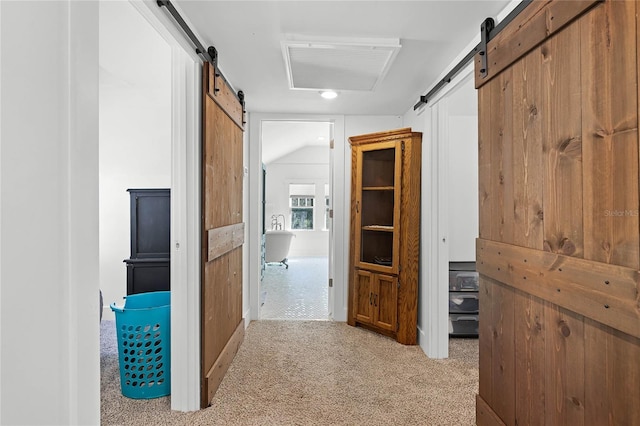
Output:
[[98, 0, 203, 412], [260, 121, 333, 320], [98, 0, 172, 323]]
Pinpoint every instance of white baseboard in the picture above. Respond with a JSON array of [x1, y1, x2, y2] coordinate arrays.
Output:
[[244, 308, 251, 328]]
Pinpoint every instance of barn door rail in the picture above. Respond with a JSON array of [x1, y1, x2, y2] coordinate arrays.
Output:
[[413, 0, 532, 111], [157, 0, 245, 109]]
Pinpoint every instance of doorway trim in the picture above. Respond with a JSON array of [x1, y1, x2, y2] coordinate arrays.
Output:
[[419, 62, 476, 359], [248, 113, 347, 322], [130, 0, 202, 411]]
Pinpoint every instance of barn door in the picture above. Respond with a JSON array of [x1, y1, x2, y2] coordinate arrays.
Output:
[[475, 1, 640, 425], [200, 62, 245, 408]]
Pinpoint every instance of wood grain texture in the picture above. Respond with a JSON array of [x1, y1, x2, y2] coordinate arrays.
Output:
[[207, 64, 244, 129], [541, 23, 584, 257], [477, 394, 508, 426], [477, 1, 640, 423], [477, 238, 640, 339], [501, 69, 515, 245], [475, 0, 601, 88], [373, 274, 398, 332], [201, 63, 244, 408], [348, 127, 416, 146], [584, 319, 640, 426], [202, 85, 243, 231], [490, 280, 515, 425], [207, 223, 245, 262], [201, 247, 243, 406], [397, 133, 421, 344], [347, 146, 358, 327], [514, 289, 546, 426], [511, 49, 544, 250], [353, 269, 374, 324], [544, 303, 585, 425], [581, 0, 639, 269], [489, 72, 507, 243], [478, 84, 492, 240], [478, 276, 493, 406], [204, 319, 244, 405]]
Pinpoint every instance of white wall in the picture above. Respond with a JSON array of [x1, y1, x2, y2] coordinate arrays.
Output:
[[99, 1, 172, 319], [448, 114, 478, 261], [0, 1, 100, 424], [265, 146, 329, 257], [345, 115, 403, 139]]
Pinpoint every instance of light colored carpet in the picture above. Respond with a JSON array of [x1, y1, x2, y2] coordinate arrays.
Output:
[[101, 320, 478, 425]]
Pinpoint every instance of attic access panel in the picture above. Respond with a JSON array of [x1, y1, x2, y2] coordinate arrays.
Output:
[[281, 36, 401, 92]]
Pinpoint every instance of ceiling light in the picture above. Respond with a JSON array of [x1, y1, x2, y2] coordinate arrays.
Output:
[[320, 90, 338, 99]]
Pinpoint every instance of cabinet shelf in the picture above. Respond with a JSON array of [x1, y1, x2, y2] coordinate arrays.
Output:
[[363, 186, 394, 191], [362, 225, 394, 232]]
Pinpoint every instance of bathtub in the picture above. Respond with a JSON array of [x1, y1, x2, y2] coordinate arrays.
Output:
[[265, 230, 295, 268]]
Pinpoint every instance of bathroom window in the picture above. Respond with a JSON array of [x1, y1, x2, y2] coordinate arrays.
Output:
[[290, 196, 314, 229], [289, 183, 316, 230]]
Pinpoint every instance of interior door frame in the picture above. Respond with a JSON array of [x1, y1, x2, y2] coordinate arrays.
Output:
[[418, 63, 476, 359], [248, 113, 347, 321], [130, 1, 203, 411]]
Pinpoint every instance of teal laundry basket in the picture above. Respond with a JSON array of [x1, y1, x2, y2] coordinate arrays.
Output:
[[110, 291, 170, 399]]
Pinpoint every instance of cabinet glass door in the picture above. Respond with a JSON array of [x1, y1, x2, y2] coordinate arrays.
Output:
[[355, 142, 401, 273]]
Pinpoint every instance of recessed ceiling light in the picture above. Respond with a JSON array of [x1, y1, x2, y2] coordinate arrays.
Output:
[[318, 136, 325, 141], [320, 90, 338, 99]]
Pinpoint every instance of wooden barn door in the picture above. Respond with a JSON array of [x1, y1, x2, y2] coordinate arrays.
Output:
[[475, 1, 640, 425], [200, 62, 245, 408]]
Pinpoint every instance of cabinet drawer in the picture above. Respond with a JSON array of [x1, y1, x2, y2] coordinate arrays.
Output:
[[448, 271, 479, 291], [449, 313, 479, 336], [449, 291, 479, 313]]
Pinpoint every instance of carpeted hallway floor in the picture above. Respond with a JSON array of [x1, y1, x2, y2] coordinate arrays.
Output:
[[101, 320, 479, 425]]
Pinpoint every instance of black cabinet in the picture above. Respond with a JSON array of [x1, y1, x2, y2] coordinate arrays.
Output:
[[124, 189, 170, 295]]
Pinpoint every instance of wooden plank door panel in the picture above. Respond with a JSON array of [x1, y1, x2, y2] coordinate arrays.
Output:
[[475, 1, 640, 424], [581, 0, 639, 269], [201, 62, 245, 407], [541, 22, 583, 257]]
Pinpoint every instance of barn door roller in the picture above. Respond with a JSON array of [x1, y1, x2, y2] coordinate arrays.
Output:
[[478, 18, 495, 78], [157, 0, 245, 105], [413, 0, 533, 111]]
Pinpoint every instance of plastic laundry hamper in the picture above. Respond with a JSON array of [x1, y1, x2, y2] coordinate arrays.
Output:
[[110, 291, 170, 399]]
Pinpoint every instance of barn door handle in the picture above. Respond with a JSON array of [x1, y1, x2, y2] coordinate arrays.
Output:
[[369, 293, 373, 305], [373, 294, 378, 307], [356, 201, 360, 213]]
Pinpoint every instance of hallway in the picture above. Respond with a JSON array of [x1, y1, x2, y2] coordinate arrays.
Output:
[[101, 320, 479, 425]]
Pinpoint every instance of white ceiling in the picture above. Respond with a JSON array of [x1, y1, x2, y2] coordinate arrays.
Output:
[[261, 121, 331, 164], [174, 0, 511, 115]]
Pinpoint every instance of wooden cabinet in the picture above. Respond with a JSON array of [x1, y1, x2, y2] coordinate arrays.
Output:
[[348, 128, 421, 344], [353, 270, 398, 332]]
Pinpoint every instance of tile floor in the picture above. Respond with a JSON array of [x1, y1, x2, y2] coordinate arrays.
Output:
[[260, 256, 329, 320]]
